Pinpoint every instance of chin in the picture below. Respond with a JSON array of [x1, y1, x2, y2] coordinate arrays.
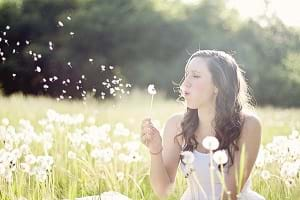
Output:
[[186, 102, 199, 109]]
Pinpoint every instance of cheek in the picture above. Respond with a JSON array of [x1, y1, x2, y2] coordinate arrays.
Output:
[[193, 80, 208, 94]]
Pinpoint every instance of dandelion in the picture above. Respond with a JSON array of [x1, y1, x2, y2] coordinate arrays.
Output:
[[68, 151, 76, 160], [260, 170, 271, 181], [180, 151, 208, 199], [202, 136, 219, 200], [202, 136, 219, 151], [147, 84, 157, 117], [2, 118, 9, 126], [213, 150, 228, 165]]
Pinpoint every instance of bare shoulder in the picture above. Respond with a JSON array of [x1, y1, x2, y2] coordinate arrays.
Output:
[[240, 111, 262, 140], [163, 112, 185, 146]]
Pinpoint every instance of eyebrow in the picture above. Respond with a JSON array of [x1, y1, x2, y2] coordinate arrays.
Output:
[[185, 69, 201, 74]]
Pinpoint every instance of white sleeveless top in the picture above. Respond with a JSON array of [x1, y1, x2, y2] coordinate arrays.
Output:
[[179, 144, 265, 200]]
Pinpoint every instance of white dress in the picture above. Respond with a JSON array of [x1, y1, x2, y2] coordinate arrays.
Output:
[[180, 149, 265, 200]]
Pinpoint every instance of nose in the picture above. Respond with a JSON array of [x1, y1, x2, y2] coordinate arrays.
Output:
[[180, 77, 191, 92]]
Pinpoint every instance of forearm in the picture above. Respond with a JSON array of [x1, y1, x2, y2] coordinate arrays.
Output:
[[150, 153, 173, 198]]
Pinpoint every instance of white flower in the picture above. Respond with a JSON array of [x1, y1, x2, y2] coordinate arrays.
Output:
[[202, 136, 219, 151], [2, 118, 9, 126], [260, 170, 271, 180], [25, 154, 36, 165], [213, 150, 228, 165], [147, 84, 157, 95], [180, 151, 195, 164], [68, 151, 77, 160]]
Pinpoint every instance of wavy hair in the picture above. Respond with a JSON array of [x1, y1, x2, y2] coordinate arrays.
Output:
[[173, 50, 255, 169]]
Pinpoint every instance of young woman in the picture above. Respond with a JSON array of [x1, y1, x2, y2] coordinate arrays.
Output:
[[140, 50, 265, 200]]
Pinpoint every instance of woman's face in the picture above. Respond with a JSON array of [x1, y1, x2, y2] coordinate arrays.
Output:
[[180, 57, 217, 109]]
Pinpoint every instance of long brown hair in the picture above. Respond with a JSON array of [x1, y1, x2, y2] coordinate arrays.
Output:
[[174, 50, 255, 169]]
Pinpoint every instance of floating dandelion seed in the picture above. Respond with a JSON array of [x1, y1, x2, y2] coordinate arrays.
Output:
[[43, 84, 49, 89], [12, 49, 16, 54], [6, 25, 10, 30], [2, 57, 6, 62], [28, 50, 32, 55], [70, 32, 75, 36], [49, 41, 53, 50], [67, 16, 72, 21], [35, 66, 41, 73], [12, 73, 16, 77], [67, 62, 72, 68], [16, 41, 20, 46], [81, 75, 85, 79], [89, 58, 94, 63], [101, 65, 106, 71], [58, 21, 64, 27], [25, 40, 29, 45], [3, 32, 6, 36], [109, 65, 114, 70]]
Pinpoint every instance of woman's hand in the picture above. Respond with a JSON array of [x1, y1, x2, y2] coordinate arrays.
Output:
[[140, 118, 163, 154]]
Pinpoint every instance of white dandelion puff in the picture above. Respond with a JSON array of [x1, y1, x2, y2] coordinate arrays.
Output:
[[202, 136, 219, 151]]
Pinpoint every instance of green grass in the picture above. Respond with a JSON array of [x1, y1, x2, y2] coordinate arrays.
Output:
[[0, 89, 299, 200]]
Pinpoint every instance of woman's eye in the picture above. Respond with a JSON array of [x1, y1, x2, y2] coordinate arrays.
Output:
[[193, 75, 200, 78]]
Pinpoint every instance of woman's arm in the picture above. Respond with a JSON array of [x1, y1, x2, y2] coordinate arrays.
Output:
[[150, 114, 183, 199], [222, 114, 262, 200]]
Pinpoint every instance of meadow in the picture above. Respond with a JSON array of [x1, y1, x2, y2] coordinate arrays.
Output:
[[0, 89, 299, 200]]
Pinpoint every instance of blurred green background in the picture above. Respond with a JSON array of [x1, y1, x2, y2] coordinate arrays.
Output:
[[1, 0, 300, 107]]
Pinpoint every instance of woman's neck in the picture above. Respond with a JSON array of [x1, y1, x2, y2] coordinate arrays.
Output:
[[196, 103, 216, 138]]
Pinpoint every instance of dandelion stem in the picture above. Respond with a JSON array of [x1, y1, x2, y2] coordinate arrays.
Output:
[[148, 94, 154, 117], [209, 150, 216, 200]]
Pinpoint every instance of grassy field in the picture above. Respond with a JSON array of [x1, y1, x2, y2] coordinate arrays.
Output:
[[0, 89, 299, 200]]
